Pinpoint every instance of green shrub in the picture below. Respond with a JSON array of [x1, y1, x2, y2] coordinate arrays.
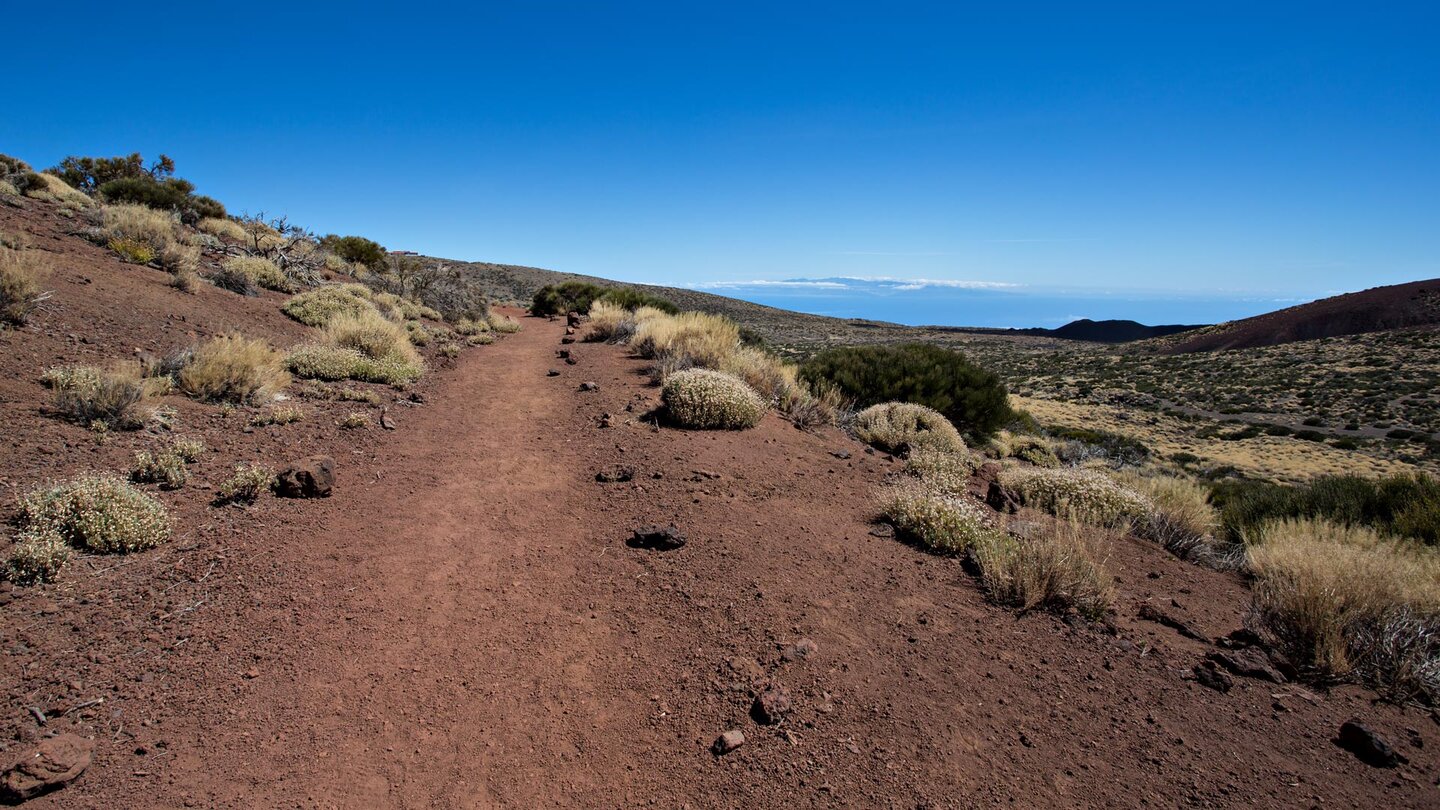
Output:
[[854, 402, 966, 454], [1211, 473, 1440, 546], [800, 343, 1012, 441], [320, 235, 387, 268], [662, 369, 766, 429], [531, 281, 604, 316], [4, 530, 71, 584], [999, 467, 1151, 528], [19, 475, 171, 553], [596, 287, 678, 314], [878, 483, 997, 553]]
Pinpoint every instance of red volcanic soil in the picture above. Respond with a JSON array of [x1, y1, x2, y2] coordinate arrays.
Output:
[[2, 197, 1438, 807], [1161, 279, 1440, 353]]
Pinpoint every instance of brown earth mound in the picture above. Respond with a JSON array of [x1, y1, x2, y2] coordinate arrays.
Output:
[[2, 197, 1437, 807], [1156, 278, 1440, 354]]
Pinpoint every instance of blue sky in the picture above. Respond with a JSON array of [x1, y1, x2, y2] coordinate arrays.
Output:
[[5, 2, 1437, 324]]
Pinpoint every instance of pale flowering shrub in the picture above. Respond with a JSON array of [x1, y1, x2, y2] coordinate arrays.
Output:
[[854, 402, 965, 454], [999, 467, 1151, 528], [878, 482, 997, 553], [19, 475, 171, 553], [4, 530, 71, 584], [662, 368, 767, 430], [904, 446, 981, 496]]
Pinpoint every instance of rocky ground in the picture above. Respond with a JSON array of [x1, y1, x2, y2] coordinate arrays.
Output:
[[2, 198, 1438, 807]]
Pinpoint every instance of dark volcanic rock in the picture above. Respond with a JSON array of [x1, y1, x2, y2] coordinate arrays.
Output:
[[751, 685, 793, 724], [1336, 720, 1408, 768], [1, 733, 94, 802], [595, 466, 635, 483], [1138, 603, 1209, 642], [275, 455, 336, 498], [1209, 648, 1285, 684], [985, 480, 1022, 514], [1192, 661, 1233, 693], [627, 525, 686, 551]]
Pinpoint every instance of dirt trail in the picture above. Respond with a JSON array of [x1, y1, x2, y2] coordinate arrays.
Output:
[[33, 314, 1440, 809]]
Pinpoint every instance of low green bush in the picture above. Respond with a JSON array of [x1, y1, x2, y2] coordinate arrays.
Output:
[[800, 343, 1012, 441], [1211, 473, 1440, 546]]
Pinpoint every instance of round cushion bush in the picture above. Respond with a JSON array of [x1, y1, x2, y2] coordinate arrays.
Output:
[[854, 402, 966, 454], [662, 369, 767, 430]]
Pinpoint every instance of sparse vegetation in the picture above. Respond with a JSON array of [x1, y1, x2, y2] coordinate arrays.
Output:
[[904, 446, 980, 495], [178, 335, 291, 404], [339, 411, 371, 429], [216, 464, 274, 505], [282, 284, 377, 326], [801, 344, 1013, 441], [854, 402, 966, 455], [662, 369, 767, 429], [19, 475, 171, 553], [100, 204, 178, 261], [197, 217, 246, 241], [248, 406, 304, 426], [1117, 471, 1222, 562]]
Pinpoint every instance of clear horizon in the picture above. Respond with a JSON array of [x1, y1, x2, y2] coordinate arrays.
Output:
[[5, 2, 1436, 324]]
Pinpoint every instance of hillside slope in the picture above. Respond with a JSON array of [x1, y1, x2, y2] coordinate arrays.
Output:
[[1150, 279, 1440, 354], [3, 197, 1437, 806]]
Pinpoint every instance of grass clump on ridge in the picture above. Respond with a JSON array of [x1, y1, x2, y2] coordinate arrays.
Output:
[[44, 363, 153, 430], [971, 523, 1115, 620], [1115, 471, 1222, 563], [854, 402, 966, 455], [1245, 517, 1440, 703], [662, 369, 767, 430], [197, 217, 246, 241], [1, 248, 49, 327], [215, 256, 291, 295], [178, 334, 291, 404], [99, 203, 177, 262]]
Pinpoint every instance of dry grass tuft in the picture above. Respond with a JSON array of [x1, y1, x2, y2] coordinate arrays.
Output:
[[216, 256, 291, 295], [285, 344, 423, 386], [101, 204, 176, 259], [178, 335, 290, 404], [1246, 517, 1440, 700], [972, 521, 1115, 619], [0, 248, 49, 326], [662, 369, 767, 430], [45, 363, 152, 429], [1117, 471, 1223, 562], [854, 402, 966, 454], [282, 284, 376, 326], [24, 173, 93, 207], [197, 217, 246, 241], [634, 311, 740, 372], [324, 310, 422, 366]]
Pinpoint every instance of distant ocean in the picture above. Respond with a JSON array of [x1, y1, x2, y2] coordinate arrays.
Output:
[[682, 278, 1307, 329]]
